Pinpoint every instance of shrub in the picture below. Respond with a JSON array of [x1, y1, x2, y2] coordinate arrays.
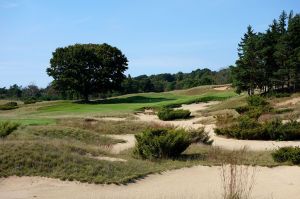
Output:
[[216, 119, 300, 141], [23, 99, 37, 104], [0, 121, 20, 138], [263, 92, 291, 98], [272, 147, 300, 164], [134, 128, 211, 159], [235, 106, 250, 114], [0, 102, 18, 110], [247, 95, 268, 107], [157, 108, 191, 121]]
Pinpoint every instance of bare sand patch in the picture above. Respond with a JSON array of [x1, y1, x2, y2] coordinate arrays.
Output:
[[176, 101, 219, 113], [213, 86, 230, 91], [1, 166, 300, 199], [107, 134, 136, 154]]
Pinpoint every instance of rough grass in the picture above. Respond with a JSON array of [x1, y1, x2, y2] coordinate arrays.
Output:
[[0, 140, 279, 184], [8, 125, 123, 146], [58, 118, 168, 135]]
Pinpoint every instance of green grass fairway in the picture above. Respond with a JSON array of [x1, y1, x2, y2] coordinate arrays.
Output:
[[0, 86, 237, 125]]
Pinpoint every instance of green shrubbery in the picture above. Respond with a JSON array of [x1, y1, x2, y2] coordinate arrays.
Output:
[[134, 128, 212, 159], [263, 92, 291, 98], [0, 121, 20, 138], [215, 95, 300, 140], [272, 147, 300, 164], [235, 96, 272, 119], [246, 95, 268, 107], [216, 118, 300, 140], [157, 108, 191, 121], [0, 102, 18, 110], [23, 98, 37, 104]]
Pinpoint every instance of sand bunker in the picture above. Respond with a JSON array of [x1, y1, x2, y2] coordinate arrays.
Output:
[[213, 86, 230, 91], [1, 166, 300, 199], [176, 101, 219, 113]]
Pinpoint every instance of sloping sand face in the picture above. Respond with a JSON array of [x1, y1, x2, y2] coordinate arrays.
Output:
[[1, 166, 300, 199]]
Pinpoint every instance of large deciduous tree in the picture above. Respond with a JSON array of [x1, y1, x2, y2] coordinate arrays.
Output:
[[47, 43, 128, 101]]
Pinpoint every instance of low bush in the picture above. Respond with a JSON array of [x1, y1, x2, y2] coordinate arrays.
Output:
[[272, 147, 300, 164], [0, 121, 20, 138], [247, 95, 268, 107], [215, 119, 300, 141], [263, 92, 291, 98], [134, 128, 212, 159], [23, 99, 37, 104], [0, 102, 18, 110], [235, 96, 272, 119], [157, 108, 191, 121], [235, 106, 250, 114]]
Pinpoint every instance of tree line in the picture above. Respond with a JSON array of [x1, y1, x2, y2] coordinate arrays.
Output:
[[120, 68, 231, 94], [231, 11, 300, 95], [0, 67, 231, 100]]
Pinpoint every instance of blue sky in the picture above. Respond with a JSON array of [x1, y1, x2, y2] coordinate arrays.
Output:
[[0, 0, 299, 87]]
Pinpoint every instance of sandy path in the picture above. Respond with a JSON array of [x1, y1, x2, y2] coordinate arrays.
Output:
[[1, 166, 300, 199]]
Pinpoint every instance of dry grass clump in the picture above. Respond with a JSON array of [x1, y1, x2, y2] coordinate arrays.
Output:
[[219, 148, 257, 199]]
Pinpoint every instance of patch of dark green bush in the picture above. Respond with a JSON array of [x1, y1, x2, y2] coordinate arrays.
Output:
[[235, 96, 272, 119], [247, 95, 269, 107], [0, 101, 18, 110], [0, 121, 20, 138], [23, 98, 37, 104], [274, 108, 294, 114], [134, 128, 212, 159], [215, 118, 300, 141], [235, 106, 250, 114], [263, 92, 291, 98], [157, 108, 191, 121], [272, 147, 300, 164]]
